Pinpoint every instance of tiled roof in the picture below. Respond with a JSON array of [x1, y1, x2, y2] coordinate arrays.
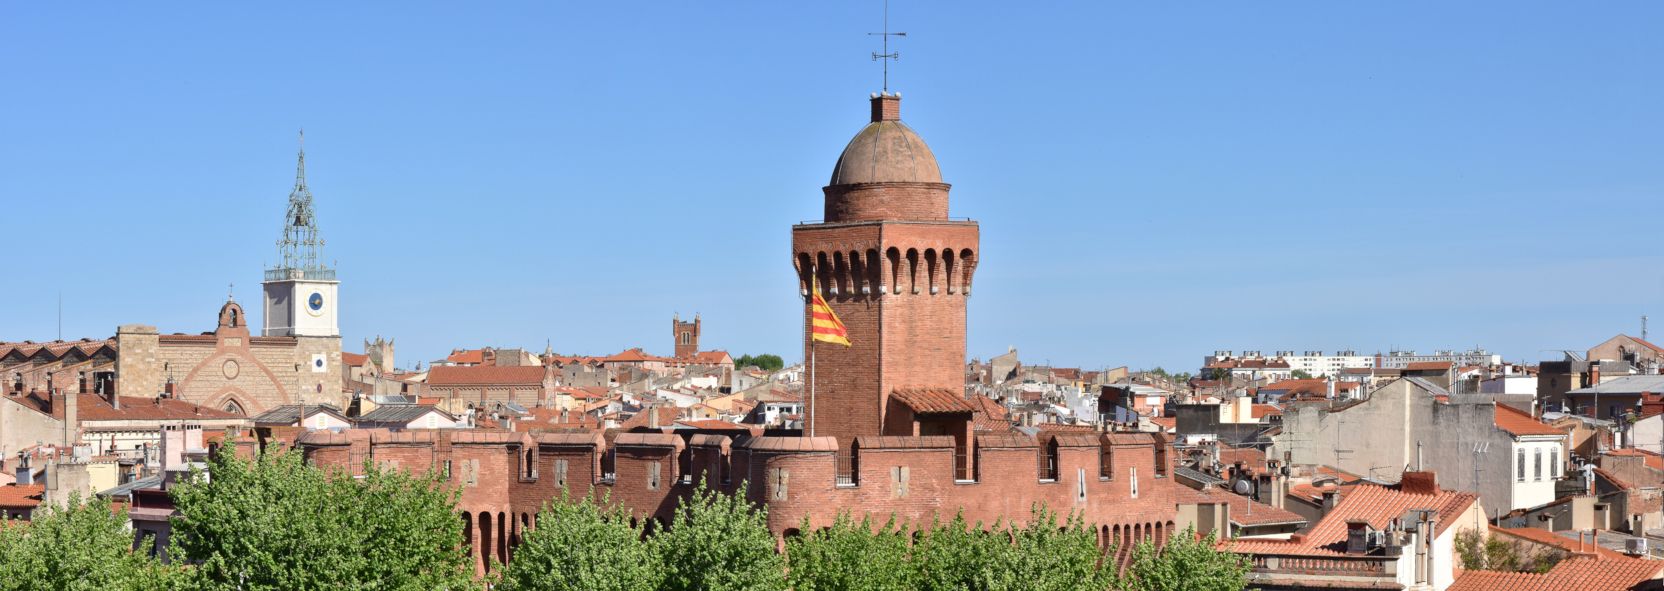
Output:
[[968, 396, 1014, 433], [446, 349, 486, 364], [1604, 448, 1664, 471], [1147, 416, 1176, 431], [1447, 557, 1663, 591], [890, 388, 975, 414], [1206, 490, 1307, 527], [1405, 361, 1453, 371], [674, 419, 750, 431], [1229, 481, 1476, 558], [0, 484, 43, 509], [251, 404, 347, 426], [0, 338, 117, 361], [8, 392, 242, 422], [427, 365, 546, 386], [1250, 404, 1281, 419], [1493, 404, 1563, 437], [1488, 526, 1635, 561], [689, 350, 732, 365], [341, 352, 369, 367], [1260, 379, 1328, 394]]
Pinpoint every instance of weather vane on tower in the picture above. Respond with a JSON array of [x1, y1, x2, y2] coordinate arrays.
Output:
[[868, 0, 906, 93]]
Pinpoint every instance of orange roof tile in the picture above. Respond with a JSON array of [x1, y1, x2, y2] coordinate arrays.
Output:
[[446, 349, 486, 364], [1229, 482, 1476, 558], [890, 388, 975, 414], [968, 396, 1014, 433], [427, 365, 545, 386], [1488, 526, 1635, 561], [0, 484, 43, 509], [341, 352, 369, 367], [1448, 556, 1663, 591], [1605, 448, 1664, 471], [1250, 404, 1282, 419], [1494, 404, 1563, 437], [1405, 361, 1453, 371]]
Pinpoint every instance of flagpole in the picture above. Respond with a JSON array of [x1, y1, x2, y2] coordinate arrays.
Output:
[[810, 342, 817, 437], [809, 264, 817, 438]]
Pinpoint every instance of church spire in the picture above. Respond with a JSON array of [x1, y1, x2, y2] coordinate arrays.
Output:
[[270, 130, 331, 279]]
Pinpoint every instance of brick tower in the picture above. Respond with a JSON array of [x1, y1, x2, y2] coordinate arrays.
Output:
[[793, 92, 979, 453], [673, 313, 700, 359]]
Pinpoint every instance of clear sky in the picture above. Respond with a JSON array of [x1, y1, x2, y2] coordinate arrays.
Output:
[[3, 2, 1661, 372]]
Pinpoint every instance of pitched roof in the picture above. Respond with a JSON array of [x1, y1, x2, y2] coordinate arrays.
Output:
[[890, 388, 975, 414], [427, 365, 546, 386], [0, 484, 44, 509], [8, 392, 242, 422], [357, 404, 453, 424], [1604, 448, 1664, 471], [251, 404, 347, 426], [1250, 404, 1282, 419], [1494, 404, 1563, 437], [446, 349, 486, 364], [1448, 557, 1663, 591], [1405, 361, 1454, 371], [968, 396, 1014, 433], [1229, 481, 1476, 558], [341, 352, 369, 367], [689, 350, 732, 365], [1488, 526, 1635, 561]]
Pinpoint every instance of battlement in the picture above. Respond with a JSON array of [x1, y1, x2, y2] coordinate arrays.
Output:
[[296, 428, 1208, 576]]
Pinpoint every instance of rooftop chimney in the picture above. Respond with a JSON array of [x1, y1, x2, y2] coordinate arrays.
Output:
[[15, 455, 32, 486], [1589, 363, 1602, 388], [870, 93, 901, 122], [1400, 471, 1439, 495]]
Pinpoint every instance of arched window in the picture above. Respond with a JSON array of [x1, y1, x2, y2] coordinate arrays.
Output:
[[222, 400, 245, 416]]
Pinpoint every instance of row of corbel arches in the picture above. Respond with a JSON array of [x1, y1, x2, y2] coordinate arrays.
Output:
[[796, 247, 977, 299]]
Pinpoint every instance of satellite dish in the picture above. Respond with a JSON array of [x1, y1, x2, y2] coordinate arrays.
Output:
[[1234, 479, 1253, 495]]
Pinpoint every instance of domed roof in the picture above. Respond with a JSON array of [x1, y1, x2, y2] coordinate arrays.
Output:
[[828, 96, 942, 186]]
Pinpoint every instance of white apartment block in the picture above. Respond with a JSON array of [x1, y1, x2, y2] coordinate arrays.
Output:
[[1377, 349, 1502, 369], [1206, 350, 1373, 378]]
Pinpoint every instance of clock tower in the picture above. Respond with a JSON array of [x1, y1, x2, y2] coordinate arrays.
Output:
[[263, 132, 340, 340]]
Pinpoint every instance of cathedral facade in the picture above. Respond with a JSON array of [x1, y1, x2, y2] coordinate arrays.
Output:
[[3, 138, 344, 416]]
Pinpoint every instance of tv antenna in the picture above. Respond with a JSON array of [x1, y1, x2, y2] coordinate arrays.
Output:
[[868, 0, 906, 93]]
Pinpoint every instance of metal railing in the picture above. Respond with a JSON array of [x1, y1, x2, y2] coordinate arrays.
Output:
[[1039, 449, 1059, 481], [264, 267, 337, 281], [836, 453, 858, 486]]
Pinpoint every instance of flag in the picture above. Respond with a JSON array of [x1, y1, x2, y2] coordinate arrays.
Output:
[[810, 274, 850, 346]]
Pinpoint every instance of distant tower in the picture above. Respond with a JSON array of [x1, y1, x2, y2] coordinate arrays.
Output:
[[673, 314, 700, 358], [262, 131, 340, 339], [365, 336, 395, 374], [793, 92, 979, 450]]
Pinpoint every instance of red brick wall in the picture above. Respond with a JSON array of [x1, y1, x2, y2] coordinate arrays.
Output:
[[300, 430, 1192, 575], [823, 183, 951, 222]]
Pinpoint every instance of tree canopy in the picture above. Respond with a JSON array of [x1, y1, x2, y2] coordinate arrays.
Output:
[[0, 495, 177, 591], [494, 493, 662, 591], [169, 445, 474, 591], [735, 353, 785, 372]]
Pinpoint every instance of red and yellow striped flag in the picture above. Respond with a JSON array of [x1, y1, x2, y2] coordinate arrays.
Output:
[[810, 274, 850, 346]]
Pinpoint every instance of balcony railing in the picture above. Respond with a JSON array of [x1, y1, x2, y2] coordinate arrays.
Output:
[[264, 267, 337, 281]]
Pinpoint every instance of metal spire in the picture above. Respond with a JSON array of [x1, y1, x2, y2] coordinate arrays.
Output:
[[868, 0, 906, 93], [270, 130, 331, 280]]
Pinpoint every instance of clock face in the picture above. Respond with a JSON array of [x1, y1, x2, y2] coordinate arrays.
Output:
[[306, 292, 325, 317]]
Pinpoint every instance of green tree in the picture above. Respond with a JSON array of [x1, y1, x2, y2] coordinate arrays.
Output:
[[1122, 527, 1249, 591], [909, 513, 1008, 591], [655, 480, 785, 591], [1289, 369, 1313, 380], [0, 495, 177, 591], [736, 353, 785, 372], [493, 493, 661, 591], [169, 445, 474, 590], [1454, 529, 1560, 574], [997, 507, 1119, 591], [785, 513, 916, 591]]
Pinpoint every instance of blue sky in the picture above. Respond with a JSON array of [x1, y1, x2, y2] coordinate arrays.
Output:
[[3, 2, 1661, 372]]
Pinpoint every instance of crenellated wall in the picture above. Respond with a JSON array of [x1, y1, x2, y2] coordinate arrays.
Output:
[[298, 429, 1212, 576]]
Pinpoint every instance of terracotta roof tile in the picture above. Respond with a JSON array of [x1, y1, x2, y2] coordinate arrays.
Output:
[[341, 352, 369, 367], [968, 396, 1014, 433], [446, 349, 486, 364], [427, 365, 546, 386], [0, 484, 43, 509], [1448, 556, 1663, 591], [1494, 404, 1563, 437], [1405, 361, 1453, 371], [890, 388, 975, 414], [1229, 481, 1476, 558], [1488, 526, 1635, 561]]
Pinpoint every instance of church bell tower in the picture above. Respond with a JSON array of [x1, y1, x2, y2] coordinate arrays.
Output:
[[263, 132, 341, 339]]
